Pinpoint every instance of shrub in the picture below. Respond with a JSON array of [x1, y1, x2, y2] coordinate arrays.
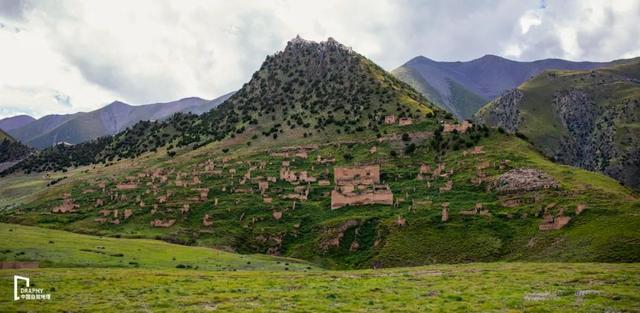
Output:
[[404, 143, 416, 155]]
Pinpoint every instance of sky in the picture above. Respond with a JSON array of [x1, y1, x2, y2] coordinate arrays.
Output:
[[0, 0, 639, 119]]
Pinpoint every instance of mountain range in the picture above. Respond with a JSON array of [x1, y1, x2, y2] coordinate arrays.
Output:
[[2, 92, 234, 149], [0, 114, 35, 131], [1, 37, 638, 270], [392, 55, 617, 119]]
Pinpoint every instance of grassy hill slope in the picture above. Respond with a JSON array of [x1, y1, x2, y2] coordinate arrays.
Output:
[[0, 128, 14, 141], [0, 223, 314, 271], [0, 129, 33, 165], [0, 37, 638, 270], [2, 125, 638, 269]]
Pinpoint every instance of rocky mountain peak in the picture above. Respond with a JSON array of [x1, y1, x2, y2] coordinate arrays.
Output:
[[284, 35, 353, 55]]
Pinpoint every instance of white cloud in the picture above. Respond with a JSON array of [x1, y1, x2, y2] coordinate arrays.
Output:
[[519, 11, 542, 34], [0, 0, 639, 118]]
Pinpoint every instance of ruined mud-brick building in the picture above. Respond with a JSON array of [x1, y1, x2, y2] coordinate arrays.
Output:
[[331, 187, 393, 209], [334, 165, 380, 185], [52, 193, 79, 213], [443, 120, 473, 133], [384, 115, 397, 124], [116, 183, 138, 190], [331, 164, 393, 209], [398, 117, 413, 126]]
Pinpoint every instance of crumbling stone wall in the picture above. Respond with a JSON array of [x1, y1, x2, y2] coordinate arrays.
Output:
[[334, 165, 380, 185]]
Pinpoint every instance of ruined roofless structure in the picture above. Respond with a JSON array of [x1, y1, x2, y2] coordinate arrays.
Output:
[[331, 164, 393, 209], [333, 164, 380, 185]]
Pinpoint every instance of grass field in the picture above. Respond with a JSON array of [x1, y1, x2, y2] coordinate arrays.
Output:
[[0, 223, 315, 271], [1, 263, 639, 312], [1, 223, 639, 312]]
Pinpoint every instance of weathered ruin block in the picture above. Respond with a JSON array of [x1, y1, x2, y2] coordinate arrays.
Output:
[[441, 206, 449, 222], [316, 155, 336, 164], [443, 120, 472, 133], [384, 115, 397, 124], [330, 189, 393, 209], [203, 214, 213, 226], [150, 219, 176, 228], [398, 117, 413, 126], [334, 165, 380, 185], [52, 195, 79, 213], [298, 171, 316, 183], [116, 183, 138, 190], [539, 215, 572, 230], [258, 181, 269, 192], [295, 150, 308, 159], [439, 180, 453, 193]]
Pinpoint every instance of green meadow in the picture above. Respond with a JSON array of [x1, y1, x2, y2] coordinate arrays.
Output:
[[0, 223, 314, 271], [1, 263, 639, 312], [1, 223, 639, 312]]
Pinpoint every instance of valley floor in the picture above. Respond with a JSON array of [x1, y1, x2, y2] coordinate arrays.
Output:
[[1, 223, 638, 313], [2, 262, 639, 312]]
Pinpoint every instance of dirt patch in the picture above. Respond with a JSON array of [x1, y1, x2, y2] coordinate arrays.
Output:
[[319, 220, 360, 252], [0, 261, 39, 269]]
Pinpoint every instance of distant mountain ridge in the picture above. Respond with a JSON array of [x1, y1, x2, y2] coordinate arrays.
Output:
[[0, 115, 35, 132], [392, 54, 617, 119], [6, 92, 234, 149]]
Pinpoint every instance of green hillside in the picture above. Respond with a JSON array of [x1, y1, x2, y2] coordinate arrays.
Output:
[[0, 37, 638, 269], [476, 60, 640, 188], [0, 128, 13, 141], [0, 129, 33, 164], [0, 223, 313, 271], [2, 125, 638, 268], [391, 66, 448, 111], [392, 66, 486, 119]]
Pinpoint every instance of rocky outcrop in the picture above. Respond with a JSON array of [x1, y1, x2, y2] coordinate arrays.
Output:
[[551, 90, 639, 187], [318, 220, 360, 252], [476, 74, 640, 188], [475, 89, 523, 133], [493, 168, 559, 193], [552, 90, 610, 171]]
